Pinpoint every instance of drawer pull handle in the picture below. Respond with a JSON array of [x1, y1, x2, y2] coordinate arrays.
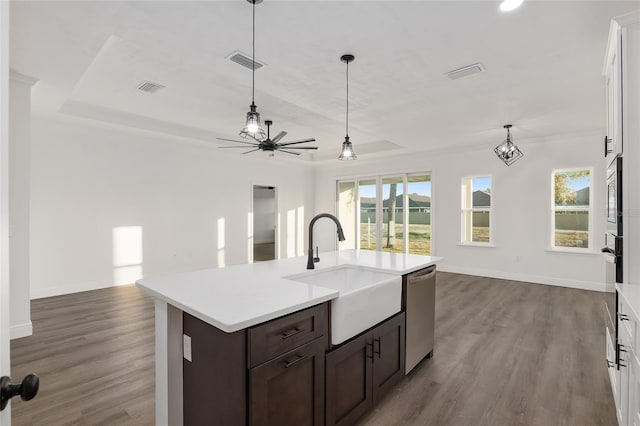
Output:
[[283, 354, 307, 368], [366, 341, 374, 360], [607, 360, 615, 368], [374, 337, 381, 359], [281, 327, 305, 340], [619, 313, 629, 321]]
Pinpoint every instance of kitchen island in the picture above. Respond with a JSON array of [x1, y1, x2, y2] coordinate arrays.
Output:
[[137, 249, 441, 425]]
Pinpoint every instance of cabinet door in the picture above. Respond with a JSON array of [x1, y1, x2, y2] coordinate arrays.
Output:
[[325, 332, 373, 426], [607, 326, 620, 408], [630, 354, 640, 426], [605, 33, 622, 158], [249, 337, 325, 426], [621, 330, 633, 426], [372, 313, 406, 404]]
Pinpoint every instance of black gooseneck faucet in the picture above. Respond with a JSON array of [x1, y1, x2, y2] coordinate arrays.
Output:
[[307, 213, 346, 269]]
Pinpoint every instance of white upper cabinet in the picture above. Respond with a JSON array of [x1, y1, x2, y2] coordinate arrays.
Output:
[[603, 10, 640, 162]]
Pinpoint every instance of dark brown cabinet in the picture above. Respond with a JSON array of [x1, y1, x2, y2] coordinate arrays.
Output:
[[183, 303, 328, 426], [325, 313, 406, 426], [249, 337, 325, 426], [372, 312, 405, 403]]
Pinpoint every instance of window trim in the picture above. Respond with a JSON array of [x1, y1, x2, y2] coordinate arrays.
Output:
[[549, 167, 594, 252], [460, 174, 493, 246]]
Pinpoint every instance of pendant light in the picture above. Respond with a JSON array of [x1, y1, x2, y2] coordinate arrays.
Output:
[[338, 54, 357, 160], [494, 124, 524, 166], [239, 0, 267, 140]]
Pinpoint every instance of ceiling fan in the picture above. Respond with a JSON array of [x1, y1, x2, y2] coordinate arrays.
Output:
[[217, 120, 318, 156]]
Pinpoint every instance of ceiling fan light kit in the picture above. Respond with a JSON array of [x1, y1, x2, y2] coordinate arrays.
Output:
[[494, 124, 524, 166], [338, 54, 357, 161], [218, 120, 318, 155], [239, 0, 266, 140]]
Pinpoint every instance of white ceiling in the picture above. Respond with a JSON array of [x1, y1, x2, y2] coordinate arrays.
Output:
[[9, 1, 639, 162]]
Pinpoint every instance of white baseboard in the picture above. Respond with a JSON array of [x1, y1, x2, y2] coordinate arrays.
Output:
[[437, 264, 606, 292], [31, 280, 127, 300], [10, 321, 32, 339]]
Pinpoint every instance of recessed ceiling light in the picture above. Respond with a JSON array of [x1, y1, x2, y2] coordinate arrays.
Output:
[[499, 0, 523, 12]]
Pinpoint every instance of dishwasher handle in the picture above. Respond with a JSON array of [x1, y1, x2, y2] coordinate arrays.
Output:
[[407, 266, 435, 284]]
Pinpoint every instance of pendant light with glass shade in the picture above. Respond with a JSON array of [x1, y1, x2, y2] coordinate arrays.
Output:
[[239, 0, 267, 140], [338, 54, 357, 160]]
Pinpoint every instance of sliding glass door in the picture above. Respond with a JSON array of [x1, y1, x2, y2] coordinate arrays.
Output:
[[359, 179, 377, 251], [336, 173, 432, 255]]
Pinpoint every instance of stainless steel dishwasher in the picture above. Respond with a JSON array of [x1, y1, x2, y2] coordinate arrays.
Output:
[[405, 266, 436, 374]]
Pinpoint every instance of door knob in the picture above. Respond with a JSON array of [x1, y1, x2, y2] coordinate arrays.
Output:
[[0, 373, 39, 411]]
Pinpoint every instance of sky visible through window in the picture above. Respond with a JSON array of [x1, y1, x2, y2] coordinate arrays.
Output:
[[472, 177, 491, 192], [566, 175, 590, 191], [353, 176, 588, 196], [359, 181, 431, 198]]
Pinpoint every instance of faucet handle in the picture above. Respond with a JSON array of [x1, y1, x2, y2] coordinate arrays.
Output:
[[314, 246, 320, 263]]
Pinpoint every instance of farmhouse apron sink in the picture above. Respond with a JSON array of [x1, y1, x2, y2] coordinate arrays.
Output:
[[285, 265, 402, 344]]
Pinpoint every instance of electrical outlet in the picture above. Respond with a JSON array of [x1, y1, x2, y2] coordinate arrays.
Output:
[[183, 334, 192, 362]]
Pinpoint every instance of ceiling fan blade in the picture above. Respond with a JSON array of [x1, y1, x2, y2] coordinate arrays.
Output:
[[277, 138, 316, 146], [277, 146, 318, 150], [216, 138, 259, 146], [247, 134, 265, 143], [219, 146, 261, 148], [271, 131, 287, 143], [277, 149, 301, 156], [241, 148, 261, 155]]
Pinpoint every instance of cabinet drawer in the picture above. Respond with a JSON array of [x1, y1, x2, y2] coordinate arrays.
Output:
[[249, 337, 326, 426], [619, 297, 638, 352], [249, 303, 327, 368]]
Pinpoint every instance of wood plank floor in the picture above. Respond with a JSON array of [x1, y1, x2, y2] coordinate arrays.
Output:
[[10, 285, 155, 425], [9, 273, 616, 425]]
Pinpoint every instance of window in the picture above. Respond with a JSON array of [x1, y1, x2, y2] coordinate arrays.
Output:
[[382, 177, 404, 253], [552, 168, 592, 250], [336, 173, 432, 255], [461, 176, 491, 244], [337, 181, 356, 250], [407, 175, 432, 255], [359, 179, 377, 251]]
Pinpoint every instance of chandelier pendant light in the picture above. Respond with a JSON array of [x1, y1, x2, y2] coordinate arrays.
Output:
[[239, 0, 267, 140], [338, 54, 357, 160], [494, 124, 523, 166]]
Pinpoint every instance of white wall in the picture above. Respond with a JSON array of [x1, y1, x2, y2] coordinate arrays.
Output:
[[314, 133, 607, 291], [9, 71, 37, 338], [30, 116, 314, 298]]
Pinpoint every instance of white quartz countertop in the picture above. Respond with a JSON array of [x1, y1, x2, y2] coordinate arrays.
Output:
[[136, 249, 442, 333]]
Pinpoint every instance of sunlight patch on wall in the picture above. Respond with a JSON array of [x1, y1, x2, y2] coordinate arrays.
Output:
[[276, 212, 281, 260], [287, 209, 295, 258], [112, 226, 143, 286], [218, 217, 226, 268], [247, 212, 254, 263], [297, 206, 305, 256]]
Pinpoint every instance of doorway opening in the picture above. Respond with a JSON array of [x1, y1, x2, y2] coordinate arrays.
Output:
[[252, 185, 277, 262]]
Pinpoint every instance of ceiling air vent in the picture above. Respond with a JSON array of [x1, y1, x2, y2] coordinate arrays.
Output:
[[227, 50, 265, 71], [445, 63, 486, 80], [137, 81, 165, 93]]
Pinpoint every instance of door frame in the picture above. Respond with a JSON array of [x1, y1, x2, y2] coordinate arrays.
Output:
[[249, 183, 278, 263], [1, 1, 12, 424]]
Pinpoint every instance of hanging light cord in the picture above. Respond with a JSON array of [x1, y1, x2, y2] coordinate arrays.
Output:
[[251, 0, 256, 105], [345, 60, 349, 136]]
